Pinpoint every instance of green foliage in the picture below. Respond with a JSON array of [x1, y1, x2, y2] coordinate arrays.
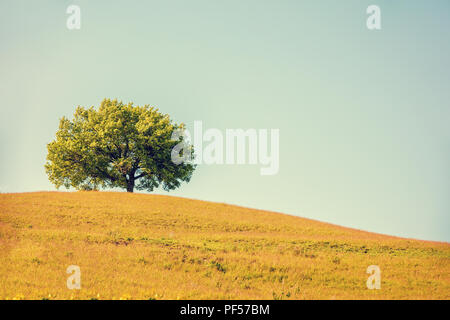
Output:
[[45, 99, 195, 192]]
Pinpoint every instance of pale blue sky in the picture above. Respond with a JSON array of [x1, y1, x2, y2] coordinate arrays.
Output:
[[1, 1, 449, 241]]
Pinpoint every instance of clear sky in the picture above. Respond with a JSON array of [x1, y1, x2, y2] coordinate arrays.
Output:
[[1, 1, 449, 242]]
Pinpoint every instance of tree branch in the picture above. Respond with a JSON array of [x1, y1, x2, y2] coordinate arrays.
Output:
[[135, 172, 147, 180]]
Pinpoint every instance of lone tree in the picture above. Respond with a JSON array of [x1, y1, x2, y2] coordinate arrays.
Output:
[[45, 99, 195, 193]]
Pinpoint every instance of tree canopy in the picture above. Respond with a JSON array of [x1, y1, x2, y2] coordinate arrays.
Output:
[[45, 99, 195, 192]]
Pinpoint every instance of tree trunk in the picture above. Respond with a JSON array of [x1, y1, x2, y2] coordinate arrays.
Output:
[[126, 178, 135, 193]]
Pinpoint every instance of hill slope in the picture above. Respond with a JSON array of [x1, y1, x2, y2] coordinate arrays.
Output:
[[0, 192, 449, 300]]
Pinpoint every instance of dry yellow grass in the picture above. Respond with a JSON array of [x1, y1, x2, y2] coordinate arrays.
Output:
[[0, 191, 449, 300]]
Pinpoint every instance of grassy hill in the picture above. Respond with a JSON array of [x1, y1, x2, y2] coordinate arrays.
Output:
[[0, 192, 449, 300]]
